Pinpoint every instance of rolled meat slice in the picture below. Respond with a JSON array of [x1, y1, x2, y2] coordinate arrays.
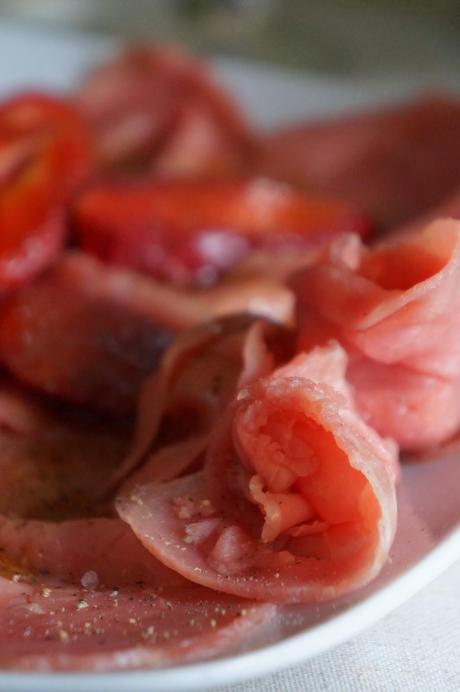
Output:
[[113, 314, 295, 488], [292, 219, 460, 449], [117, 343, 397, 602], [256, 93, 460, 228]]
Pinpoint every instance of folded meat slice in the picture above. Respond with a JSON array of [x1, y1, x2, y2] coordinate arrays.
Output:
[[292, 219, 460, 450], [348, 357, 460, 452], [256, 94, 460, 228], [78, 45, 255, 175], [0, 252, 292, 417], [0, 518, 275, 672], [73, 177, 371, 288], [113, 314, 295, 488], [117, 343, 397, 602]]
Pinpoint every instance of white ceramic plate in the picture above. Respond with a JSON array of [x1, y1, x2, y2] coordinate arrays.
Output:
[[1, 20, 460, 692]]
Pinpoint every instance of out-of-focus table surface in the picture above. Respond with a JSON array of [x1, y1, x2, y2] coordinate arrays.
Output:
[[1, 0, 460, 80]]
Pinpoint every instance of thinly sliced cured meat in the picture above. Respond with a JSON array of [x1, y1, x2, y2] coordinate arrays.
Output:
[[0, 425, 126, 520], [227, 231, 361, 286], [0, 517, 174, 586], [256, 94, 460, 228], [0, 254, 174, 417], [113, 315, 295, 487], [0, 437, 275, 672], [348, 357, 460, 452], [0, 385, 128, 520], [0, 92, 93, 287], [0, 517, 274, 672], [78, 45, 255, 174], [73, 178, 371, 288], [390, 187, 460, 239], [117, 343, 397, 602], [0, 253, 295, 417], [0, 579, 275, 672], [152, 100, 250, 178], [292, 219, 460, 449], [198, 273, 294, 325]]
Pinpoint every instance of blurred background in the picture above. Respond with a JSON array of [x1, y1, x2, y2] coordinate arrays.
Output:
[[0, 0, 460, 81]]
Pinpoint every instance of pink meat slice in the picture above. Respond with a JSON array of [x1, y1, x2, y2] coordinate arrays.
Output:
[[348, 357, 460, 451], [292, 219, 460, 450], [78, 45, 255, 174], [256, 94, 460, 228], [113, 315, 295, 488], [0, 516, 178, 587], [0, 384, 128, 520], [117, 344, 397, 602], [293, 220, 460, 377], [0, 516, 274, 670], [0, 579, 275, 672], [390, 188, 460, 239], [0, 253, 293, 418]]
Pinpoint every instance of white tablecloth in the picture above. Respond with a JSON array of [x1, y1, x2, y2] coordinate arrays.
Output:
[[211, 559, 460, 692]]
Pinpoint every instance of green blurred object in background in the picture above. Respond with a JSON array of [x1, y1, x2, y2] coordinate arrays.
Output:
[[0, 0, 459, 80]]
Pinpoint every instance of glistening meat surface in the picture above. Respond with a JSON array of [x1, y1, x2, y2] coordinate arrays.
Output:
[[256, 94, 460, 228], [117, 343, 397, 602], [114, 314, 295, 489], [292, 219, 460, 449]]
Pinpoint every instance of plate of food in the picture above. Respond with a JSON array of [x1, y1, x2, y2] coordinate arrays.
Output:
[[0, 20, 460, 692]]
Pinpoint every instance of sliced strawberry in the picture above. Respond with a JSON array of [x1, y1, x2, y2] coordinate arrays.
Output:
[[73, 177, 372, 287], [0, 92, 93, 288]]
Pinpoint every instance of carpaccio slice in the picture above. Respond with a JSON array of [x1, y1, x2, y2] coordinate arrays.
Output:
[[0, 519, 275, 672], [78, 45, 255, 174], [0, 92, 93, 288], [0, 578, 275, 672], [0, 397, 275, 673], [256, 94, 460, 228], [390, 187, 460, 239], [0, 253, 294, 417], [0, 517, 174, 586], [72, 178, 371, 287], [0, 380, 128, 520], [0, 253, 175, 417], [113, 315, 295, 488], [292, 219, 460, 450], [117, 343, 397, 602]]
